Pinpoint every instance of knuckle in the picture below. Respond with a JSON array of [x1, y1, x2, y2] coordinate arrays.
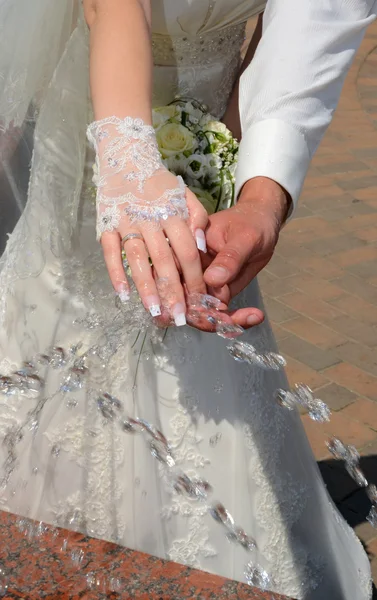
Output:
[[183, 246, 199, 264], [125, 241, 143, 260], [154, 248, 171, 264], [222, 247, 242, 263]]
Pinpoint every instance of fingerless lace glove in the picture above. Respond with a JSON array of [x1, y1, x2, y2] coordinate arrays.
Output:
[[87, 116, 188, 240]]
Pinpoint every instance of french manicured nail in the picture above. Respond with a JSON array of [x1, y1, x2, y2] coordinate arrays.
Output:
[[146, 295, 161, 317], [247, 314, 260, 326], [195, 229, 207, 253], [117, 285, 130, 303], [173, 303, 186, 327], [206, 266, 228, 282]]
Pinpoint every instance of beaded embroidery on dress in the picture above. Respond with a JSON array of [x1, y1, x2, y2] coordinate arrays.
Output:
[[0, 1, 372, 598]]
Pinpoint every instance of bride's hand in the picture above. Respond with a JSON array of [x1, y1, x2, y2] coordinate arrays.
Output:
[[101, 176, 208, 326], [203, 177, 290, 309], [88, 117, 208, 326]]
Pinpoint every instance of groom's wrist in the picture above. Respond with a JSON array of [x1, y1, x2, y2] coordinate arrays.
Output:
[[238, 176, 291, 225]]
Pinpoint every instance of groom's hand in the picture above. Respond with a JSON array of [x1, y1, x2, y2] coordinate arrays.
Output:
[[204, 177, 290, 303]]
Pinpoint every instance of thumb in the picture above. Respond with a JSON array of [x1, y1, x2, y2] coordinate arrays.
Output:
[[204, 236, 250, 287]]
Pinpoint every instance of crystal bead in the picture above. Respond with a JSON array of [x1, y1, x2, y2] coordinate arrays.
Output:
[[120, 417, 146, 434], [0, 565, 9, 598], [49, 347, 66, 368], [326, 437, 348, 461], [149, 439, 175, 468], [254, 351, 286, 370], [60, 367, 87, 392], [209, 503, 235, 528], [292, 383, 313, 406], [173, 473, 212, 500], [97, 393, 122, 421], [216, 322, 244, 339], [275, 389, 297, 410], [367, 484, 377, 504], [71, 549, 85, 568], [196, 293, 221, 310], [0, 376, 17, 395], [227, 527, 256, 552], [227, 341, 256, 363], [346, 465, 368, 487], [244, 562, 272, 591], [307, 399, 331, 423], [367, 505, 377, 528]]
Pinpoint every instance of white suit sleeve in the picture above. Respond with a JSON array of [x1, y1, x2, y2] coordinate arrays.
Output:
[[236, 0, 377, 213]]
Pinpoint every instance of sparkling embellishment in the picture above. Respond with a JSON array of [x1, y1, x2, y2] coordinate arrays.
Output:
[[60, 367, 87, 393], [49, 347, 66, 368], [276, 384, 330, 422], [367, 484, 377, 504], [216, 322, 244, 339], [97, 393, 122, 421], [347, 465, 368, 488], [227, 341, 286, 370], [151, 24, 245, 67], [87, 116, 188, 238], [244, 562, 273, 591], [71, 548, 85, 568], [0, 565, 9, 597], [367, 505, 377, 528]]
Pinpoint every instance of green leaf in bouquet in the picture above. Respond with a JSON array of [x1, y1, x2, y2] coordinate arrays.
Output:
[[189, 186, 218, 215]]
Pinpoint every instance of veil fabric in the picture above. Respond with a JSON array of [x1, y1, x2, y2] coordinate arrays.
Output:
[[0, 0, 89, 320]]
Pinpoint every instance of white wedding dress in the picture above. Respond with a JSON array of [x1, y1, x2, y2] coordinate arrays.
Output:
[[0, 1, 372, 598]]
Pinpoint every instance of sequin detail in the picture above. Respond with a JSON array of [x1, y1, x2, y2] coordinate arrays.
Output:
[[87, 116, 188, 238]]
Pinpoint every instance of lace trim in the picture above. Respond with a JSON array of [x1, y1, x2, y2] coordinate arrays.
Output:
[[46, 414, 125, 543], [87, 116, 188, 237], [161, 398, 216, 568]]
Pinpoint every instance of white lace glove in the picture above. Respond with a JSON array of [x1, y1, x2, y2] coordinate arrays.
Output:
[[87, 116, 208, 324]]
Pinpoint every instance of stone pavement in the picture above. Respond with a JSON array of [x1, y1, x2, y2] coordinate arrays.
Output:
[[259, 20, 377, 588]]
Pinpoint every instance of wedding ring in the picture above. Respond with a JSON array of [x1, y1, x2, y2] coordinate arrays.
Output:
[[121, 233, 144, 245]]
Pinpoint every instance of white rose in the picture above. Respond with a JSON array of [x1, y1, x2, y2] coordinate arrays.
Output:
[[156, 123, 196, 158], [153, 105, 181, 129], [189, 186, 217, 215], [205, 120, 230, 137]]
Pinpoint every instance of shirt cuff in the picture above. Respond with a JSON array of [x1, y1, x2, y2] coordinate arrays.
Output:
[[235, 119, 311, 218]]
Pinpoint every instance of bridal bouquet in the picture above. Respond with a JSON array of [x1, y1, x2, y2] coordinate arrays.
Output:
[[153, 100, 239, 213]]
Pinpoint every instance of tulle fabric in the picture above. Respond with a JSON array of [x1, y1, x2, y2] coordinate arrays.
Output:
[[0, 1, 89, 317]]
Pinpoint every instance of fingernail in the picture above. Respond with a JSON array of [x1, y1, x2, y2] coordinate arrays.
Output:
[[195, 229, 207, 253], [247, 314, 260, 326], [173, 303, 186, 327], [145, 295, 161, 317], [117, 284, 130, 303], [206, 266, 229, 283]]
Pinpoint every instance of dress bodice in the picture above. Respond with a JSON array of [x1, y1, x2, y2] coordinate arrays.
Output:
[[151, 0, 265, 36], [150, 0, 265, 116]]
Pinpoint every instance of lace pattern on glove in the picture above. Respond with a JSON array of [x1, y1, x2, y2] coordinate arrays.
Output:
[[87, 116, 188, 239]]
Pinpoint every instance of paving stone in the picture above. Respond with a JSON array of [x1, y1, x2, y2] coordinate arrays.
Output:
[[323, 363, 377, 400], [281, 317, 347, 350], [279, 336, 341, 371], [315, 383, 358, 411], [321, 315, 377, 348], [331, 273, 377, 304], [262, 23, 377, 585]]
